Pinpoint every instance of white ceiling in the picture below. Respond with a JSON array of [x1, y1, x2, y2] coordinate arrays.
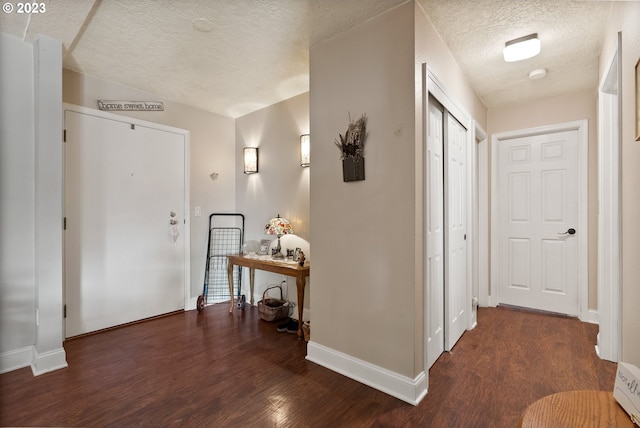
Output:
[[0, 0, 614, 118]]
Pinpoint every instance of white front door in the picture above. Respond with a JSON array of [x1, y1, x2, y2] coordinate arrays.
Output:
[[65, 109, 187, 337], [444, 112, 467, 351], [497, 129, 579, 315]]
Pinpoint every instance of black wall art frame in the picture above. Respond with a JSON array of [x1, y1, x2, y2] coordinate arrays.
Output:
[[635, 58, 640, 141]]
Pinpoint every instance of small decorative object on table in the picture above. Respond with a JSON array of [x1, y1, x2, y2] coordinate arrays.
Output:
[[297, 250, 306, 266], [335, 113, 367, 182], [259, 239, 271, 255]]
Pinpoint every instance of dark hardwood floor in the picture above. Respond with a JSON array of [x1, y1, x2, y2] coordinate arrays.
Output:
[[0, 304, 617, 427]]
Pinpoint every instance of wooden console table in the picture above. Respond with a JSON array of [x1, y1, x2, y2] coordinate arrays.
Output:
[[519, 390, 634, 428], [227, 254, 310, 339]]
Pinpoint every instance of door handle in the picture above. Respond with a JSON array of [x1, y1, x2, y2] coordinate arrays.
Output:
[[558, 228, 576, 235]]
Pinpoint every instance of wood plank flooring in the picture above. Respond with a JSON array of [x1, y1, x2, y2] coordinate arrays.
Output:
[[0, 305, 617, 427]]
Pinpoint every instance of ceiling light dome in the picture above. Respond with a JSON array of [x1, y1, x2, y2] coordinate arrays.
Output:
[[503, 33, 540, 62], [528, 68, 547, 80]]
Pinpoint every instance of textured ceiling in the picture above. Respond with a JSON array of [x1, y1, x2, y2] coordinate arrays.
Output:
[[417, 0, 613, 108], [0, 0, 614, 117]]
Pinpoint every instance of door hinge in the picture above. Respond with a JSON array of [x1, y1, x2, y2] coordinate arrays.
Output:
[[63, 217, 67, 230], [64, 304, 67, 318], [464, 233, 467, 240], [63, 129, 66, 142]]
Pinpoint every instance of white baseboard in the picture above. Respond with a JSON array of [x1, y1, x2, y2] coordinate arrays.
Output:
[[187, 296, 198, 311], [31, 347, 68, 376], [582, 309, 599, 325], [306, 341, 428, 406], [0, 346, 34, 374]]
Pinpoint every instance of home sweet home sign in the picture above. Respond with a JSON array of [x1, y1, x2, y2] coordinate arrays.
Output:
[[97, 100, 164, 112]]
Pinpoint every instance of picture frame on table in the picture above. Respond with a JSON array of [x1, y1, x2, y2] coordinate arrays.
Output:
[[259, 239, 271, 255]]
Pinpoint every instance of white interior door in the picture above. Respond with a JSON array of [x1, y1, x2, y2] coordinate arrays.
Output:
[[65, 109, 186, 337], [444, 112, 467, 351], [497, 130, 579, 315], [426, 99, 445, 369]]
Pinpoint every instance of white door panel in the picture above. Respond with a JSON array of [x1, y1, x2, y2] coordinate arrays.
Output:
[[426, 100, 444, 369], [497, 130, 579, 315], [65, 110, 186, 337], [445, 113, 467, 351]]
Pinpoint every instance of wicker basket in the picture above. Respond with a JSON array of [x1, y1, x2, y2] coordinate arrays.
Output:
[[302, 321, 310, 342], [257, 284, 289, 322]]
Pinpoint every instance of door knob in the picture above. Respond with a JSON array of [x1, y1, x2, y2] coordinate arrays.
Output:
[[558, 228, 576, 235]]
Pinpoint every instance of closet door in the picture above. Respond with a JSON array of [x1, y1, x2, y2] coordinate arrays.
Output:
[[65, 110, 186, 337], [444, 112, 468, 351], [426, 99, 445, 369], [426, 97, 469, 367]]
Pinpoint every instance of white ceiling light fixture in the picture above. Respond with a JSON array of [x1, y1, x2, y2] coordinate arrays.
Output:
[[503, 33, 540, 62]]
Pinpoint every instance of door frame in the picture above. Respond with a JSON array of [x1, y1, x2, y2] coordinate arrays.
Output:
[[472, 121, 488, 328], [62, 103, 192, 326], [489, 120, 590, 321], [423, 65, 474, 367], [596, 33, 622, 362]]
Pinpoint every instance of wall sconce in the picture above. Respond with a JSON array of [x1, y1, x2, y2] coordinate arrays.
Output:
[[243, 147, 258, 174], [300, 134, 310, 167]]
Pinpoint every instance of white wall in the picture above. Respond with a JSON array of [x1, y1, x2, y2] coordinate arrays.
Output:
[[235, 93, 310, 312], [0, 33, 36, 359], [310, 3, 418, 378], [600, 2, 640, 365], [0, 33, 67, 374], [307, 1, 486, 404], [415, 3, 487, 126], [63, 70, 236, 301], [33, 36, 67, 374]]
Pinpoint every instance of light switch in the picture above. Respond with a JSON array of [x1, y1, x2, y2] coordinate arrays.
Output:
[[195, 206, 202, 217]]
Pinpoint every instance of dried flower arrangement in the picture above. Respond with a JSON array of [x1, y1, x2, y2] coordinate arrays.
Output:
[[334, 113, 368, 182], [334, 113, 367, 160]]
